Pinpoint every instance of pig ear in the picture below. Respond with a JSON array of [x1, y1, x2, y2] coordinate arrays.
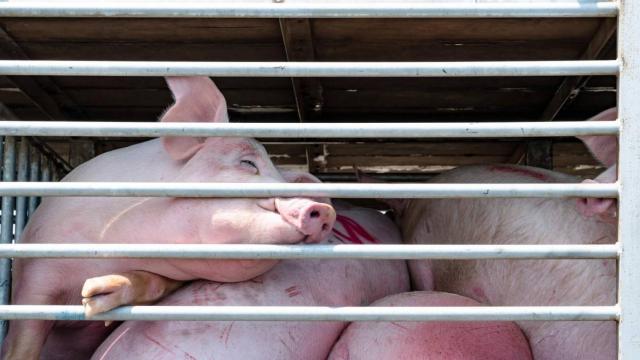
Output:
[[279, 169, 323, 184], [354, 168, 407, 215], [160, 76, 230, 161], [577, 107, 618, 167]]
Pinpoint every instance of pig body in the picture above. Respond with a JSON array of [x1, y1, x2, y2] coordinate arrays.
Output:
[[397, 165, 616, 360], [2, 77, 335, 360], [90, 201, 410, 360], [328, 291, 532, 360]]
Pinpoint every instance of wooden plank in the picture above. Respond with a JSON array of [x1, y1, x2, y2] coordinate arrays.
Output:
[[539, 18, 617, 121], [0, 18, 281, 43], [325, 155, 509, 167], [279, 18, 323, 172], [327, 142, 519, 156], [313, 19, 600, 41], [315, 40, 584, 61], [0, 26, 84, 120], [18, 42, 286, 61]]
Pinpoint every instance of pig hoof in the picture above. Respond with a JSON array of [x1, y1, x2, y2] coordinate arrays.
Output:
[[81, 275, 132, 317]]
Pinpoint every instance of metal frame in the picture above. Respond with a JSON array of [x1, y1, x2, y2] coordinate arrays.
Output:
[[0, 1, 635, 359], [0, 1, 618, 18], [0, 60, 619, 77], [0, 120, 619, 138], [616, 0, 639, 357]]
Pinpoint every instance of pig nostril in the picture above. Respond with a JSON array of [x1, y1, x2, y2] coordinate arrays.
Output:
[[322, 223, 329, 232], [310, 210, 320, 218]]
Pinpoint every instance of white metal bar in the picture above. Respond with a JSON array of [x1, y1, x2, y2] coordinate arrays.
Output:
[[0, 243, 619, 260], [0, 182, 618, 198], [617, 0, 639, 358], [0, 60, 619, 77], [0, 121, 619, 138], [14, 138, 29, 242], [0, 136, 15, 343], [0, 304, 618, 322], [0, 1, 618, 18], [27, 148, 40, 217]]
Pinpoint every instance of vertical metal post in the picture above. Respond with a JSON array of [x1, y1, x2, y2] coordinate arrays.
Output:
[[617, 0, 640, 358], [14, 138, 29, 241], [0, 136, 15, 343], [38, 160, 50, 208], [28, 148, 40, 217]]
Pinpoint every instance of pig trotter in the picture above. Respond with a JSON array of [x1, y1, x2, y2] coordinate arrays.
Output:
[[82, 271, 183, 318]]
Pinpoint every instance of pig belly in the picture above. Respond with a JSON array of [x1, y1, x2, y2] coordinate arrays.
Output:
[[92, 257, 409, 360], [402, 165, 617, 360], [328, 291, 532, 360]]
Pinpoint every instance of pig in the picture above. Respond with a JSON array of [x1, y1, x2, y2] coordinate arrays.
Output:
[[328, 291, 532, 360], [390, 163, 617, 360], [2, 76, 336, 360], [89, 200, 410, 360], [575, 107, 618, 223]]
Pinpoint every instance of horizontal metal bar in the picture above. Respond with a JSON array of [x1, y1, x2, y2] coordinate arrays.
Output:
[[0, 305, 618, 322], [0, 182, 619, 198], [0, 60, 619, 77], [0, 1, 618, 18], [0, 121, 620, 138], [0, 243, 619, 260]]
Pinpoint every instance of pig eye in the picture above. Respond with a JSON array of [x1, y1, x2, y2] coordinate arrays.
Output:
[[240, 159, 259, 174]]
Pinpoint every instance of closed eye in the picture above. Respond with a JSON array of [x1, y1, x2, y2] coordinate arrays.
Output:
[[240, 159, 259, 174]]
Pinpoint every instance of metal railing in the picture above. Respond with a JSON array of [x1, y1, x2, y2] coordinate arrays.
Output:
[[0, 1, 635, 358]]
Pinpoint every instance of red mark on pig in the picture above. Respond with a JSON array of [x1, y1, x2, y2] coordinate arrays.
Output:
[[488, 165, 548, 181], [285, 285, 301, 297], [332, 215, 379, 244], [144, 333, 175, 355], [220, 322, 234, 347]]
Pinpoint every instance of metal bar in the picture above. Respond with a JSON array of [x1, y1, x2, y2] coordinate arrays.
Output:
[[0, 1, 618, 18], [27, 148, 40, 217], [617, 0, 640, 358], [14, 138, 29, 242], [0, 120, 620, 138], [0, 182, 618, 198], [0, 136, 15, 343], [0, 60, 619, 77], [0, 243, 619, 260], [0, 304, 619, 322]]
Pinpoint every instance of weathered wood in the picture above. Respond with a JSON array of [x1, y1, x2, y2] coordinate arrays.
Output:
[[0, 18, 281, 43], [279, 18, 324, 172], [539, 18, 617, 121], [0, 26, 83, 120]]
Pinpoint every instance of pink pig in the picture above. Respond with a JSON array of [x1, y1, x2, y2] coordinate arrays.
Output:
[[2, 77, 335, 360], [575, 107, 618, 223], [389, 164, 617, 360], [328, 291, 532, 360], [89, 200, 410, 360]]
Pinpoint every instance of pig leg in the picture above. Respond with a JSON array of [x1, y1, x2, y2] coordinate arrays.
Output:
[[2, 289, 60, 359], [2, 319, 55, 360], [82, 271, 183, 317]]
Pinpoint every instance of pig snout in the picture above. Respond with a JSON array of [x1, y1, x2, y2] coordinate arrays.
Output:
[[276, 198, 336, 243]]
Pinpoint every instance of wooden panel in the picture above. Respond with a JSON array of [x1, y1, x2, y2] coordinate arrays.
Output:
[[18, 43, 286, 61], [312, 19, 600, 42], [1, 18, 282, 43]]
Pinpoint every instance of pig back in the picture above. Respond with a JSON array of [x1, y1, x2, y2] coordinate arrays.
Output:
[[398, 165, 617, 360]]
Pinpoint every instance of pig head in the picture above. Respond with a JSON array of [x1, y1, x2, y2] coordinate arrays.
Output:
[[576, 107, 618, 223], [159, 76, 335, 247]]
